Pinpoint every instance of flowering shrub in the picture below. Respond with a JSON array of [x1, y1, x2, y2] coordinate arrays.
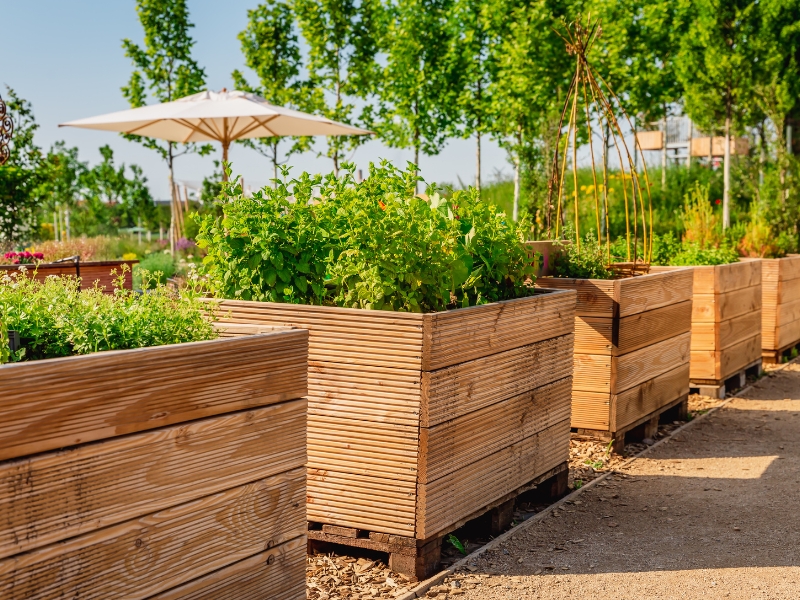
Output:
[[197, 162, 536, 312], [3, 250, 44, 264], [0, 266, 216, 363]]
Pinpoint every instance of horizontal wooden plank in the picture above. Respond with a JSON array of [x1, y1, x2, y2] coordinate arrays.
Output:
[[777, 276, 800, 305], [0, 401, 306, 560], [614, 363, 690, 431], [0, 469, 306, 600], [690, 334, 762, 382], [419, 377, 572, 483], [421, 334, 574, 427], [150, 536, 306, 600], [570, 390, 611, 430], [417, 419, 569, 539], [573, 352, 612, 393], [692, 285, 761, 323], [536, 278, 616, 316], [422, 289, 576, 370], [0, 332, 308, 462], [691, 310, 762, 353], [678, 260, 761, 295], [615, 332, 691, 393], [617, 300, 692, 355], [616, 268, 694, 317], [776, 318, 800, 351]]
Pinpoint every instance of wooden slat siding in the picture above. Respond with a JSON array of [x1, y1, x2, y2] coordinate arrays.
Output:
[[571, 391, 612, 430], [419, 377, 572, 483], [151, 537, 306, 600], [761, 255, 800, 354], [616, 269, 694, 317], [0, 332, 308, 462], [417, 419, 569, 539], [308, 362, 421, 427], [0, 261, 137, 292], [615, 331, 691, 393], [0, 401, 306, 560], [613, 363, 690, 431], [691, 311, 762, 352], [691, 334, 762, 382], [692, 285, 762, 323], [573, 353, 613, 393], [421, 335, 574, 427], [573, 302, 692, 356], [421, 289, 576, 370], [656, 261, 761, 295], [536, 278, 616, 316], [0, 469, 306, 600]]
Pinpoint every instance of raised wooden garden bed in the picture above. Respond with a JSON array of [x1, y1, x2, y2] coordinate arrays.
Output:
[[0, 331, 308, 600], [0, 260, 138, 292], [759, 255, 800, 364], [539, 269, 693, 449], [653, 261, 763, 398], [213, 289, 576, 579]]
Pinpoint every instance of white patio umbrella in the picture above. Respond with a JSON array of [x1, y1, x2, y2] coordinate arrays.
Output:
[[60, 89, 372, 180]]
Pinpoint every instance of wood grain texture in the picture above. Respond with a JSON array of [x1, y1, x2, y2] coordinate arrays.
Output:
[[0, 331, 308, 462], [570, 391, 611, 430], [615, 332, 691, 393], [419, 377, 572, 483], [761, 255, 800, 353], [536, 278, 616, 316], [0, 469, 306, 600], [653, 260, 760, 295], [215, 293, 576, 539], [0, 401, 306, 560], [417, 419, 569, 538], [692, 285, 761, 323], [150, 536, 306, 600], [690, 334, 762, 382], [613, 363, 690, 431], [616, 269, 694, 317], [421, 335, 574, 427]]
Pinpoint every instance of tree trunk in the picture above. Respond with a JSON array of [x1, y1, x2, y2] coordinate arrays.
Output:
[[414, 99, 420, 194], [723, 112, 731, 230], [476, 131, 481, 194], [53, 209, 59, 242], [759, 120, 765, 187], [661, 114, 667, 189], [168, 141, 176, 254], [65, 208, 70, 242], [513, 126, 522, 222]]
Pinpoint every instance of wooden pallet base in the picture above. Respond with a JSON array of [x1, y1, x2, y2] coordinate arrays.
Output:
[[573, 394, 689, 454], [307, 462, 569, 581], [763, 341, 800, 365], [690, 359, 762, 399]]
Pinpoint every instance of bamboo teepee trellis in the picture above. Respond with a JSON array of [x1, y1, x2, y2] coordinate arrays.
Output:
[[547, 16, 654, 272]]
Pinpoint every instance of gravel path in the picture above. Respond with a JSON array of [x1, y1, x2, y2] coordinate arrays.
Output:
[[435, 364, 800, 599]]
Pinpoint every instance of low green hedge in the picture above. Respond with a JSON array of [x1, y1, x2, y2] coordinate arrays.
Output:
[[0, 267, 216, 363]]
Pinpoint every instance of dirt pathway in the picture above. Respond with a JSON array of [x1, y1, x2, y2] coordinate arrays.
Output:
[[436, 364, 800, 599]]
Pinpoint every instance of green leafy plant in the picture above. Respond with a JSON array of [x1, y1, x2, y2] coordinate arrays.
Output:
[[446, 534, 467, 555], [0, 266, 215, 363], [134, 251, 177, 288], [553, 232, 612, 280], [197, 161, 536, 312], [573, 479, 583, 489]]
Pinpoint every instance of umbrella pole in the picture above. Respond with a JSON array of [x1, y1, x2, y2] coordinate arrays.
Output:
[[222, 140, 230, 183]]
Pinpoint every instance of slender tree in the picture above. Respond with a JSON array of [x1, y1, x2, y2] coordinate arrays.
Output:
[[447, 0, 495, 193], [378, 0, 459, 188], [293, 0, 383, 174], [233, 0, 313, 182], [675, 0, 760, 229], [0, 88, 43, 242], [121, 0, 209, 249]]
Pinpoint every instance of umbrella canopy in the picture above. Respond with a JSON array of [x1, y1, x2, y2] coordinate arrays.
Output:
[[61, 89, 371, 142], [60, 89, 372, 170]]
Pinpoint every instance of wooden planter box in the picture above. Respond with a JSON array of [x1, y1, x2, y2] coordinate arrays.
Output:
[[0, 260, 138, 293], [653, 261, 762, 396], [539, 270, 693, 445], [0, 331, 308, 600], [760, 255, 800, 364], [214, 290, 576, 575]]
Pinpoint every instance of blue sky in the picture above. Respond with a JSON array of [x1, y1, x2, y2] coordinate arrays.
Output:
[[4, 1, 511, 199]]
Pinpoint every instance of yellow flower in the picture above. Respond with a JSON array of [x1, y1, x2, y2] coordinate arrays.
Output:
[[122, 252, 138, 261]]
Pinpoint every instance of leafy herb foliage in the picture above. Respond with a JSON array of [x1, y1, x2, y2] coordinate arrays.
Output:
[[0, 266, 215, 363], [552, 233, 612, 280], [196, 162, 536, 312]]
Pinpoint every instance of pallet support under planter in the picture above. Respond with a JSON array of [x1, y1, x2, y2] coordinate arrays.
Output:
[[690, 358, 763, 399], [307, 463, 568, 580], [573, 394, 689, 454]]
